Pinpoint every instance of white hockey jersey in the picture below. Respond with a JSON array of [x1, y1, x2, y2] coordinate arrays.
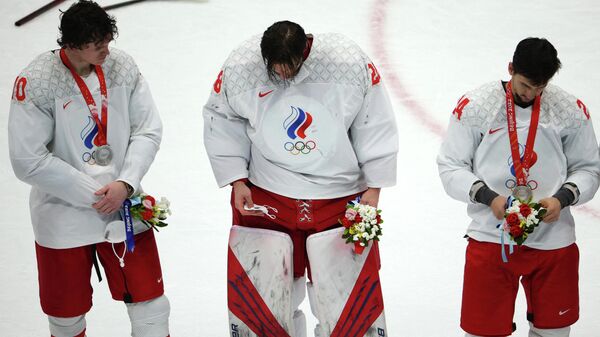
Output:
[[9, 48, 162, 249], [203, 34, 398, 199], [438, 81, 600, 249]]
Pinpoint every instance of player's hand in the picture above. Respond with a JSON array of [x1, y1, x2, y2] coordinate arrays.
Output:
[[490, 195, 508, 220], [93, 181, 129, 214], [233, 180, 263, 217], [539, 197, 561, 223], [360, 188, 381, 208]]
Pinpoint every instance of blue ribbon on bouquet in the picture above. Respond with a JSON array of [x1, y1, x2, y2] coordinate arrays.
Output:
[[121, 199, 135, 252], [497, 195, 516, 263], [349, 196, 361, 205], [497, 225, 514, 263]]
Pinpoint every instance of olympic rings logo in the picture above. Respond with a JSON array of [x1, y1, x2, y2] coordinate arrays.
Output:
[[82, 151, 98, 165], [284, 140, 316, 155], [505, 179, 538, 191]]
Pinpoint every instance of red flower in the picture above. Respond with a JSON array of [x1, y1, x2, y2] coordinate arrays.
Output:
[[506, 213, 520, 227], [145, 195, 156, 206], [141, 209, 154, 220], [341, 217, 352, 228], [519, 204, 532, 217], [354, 215, 363, 223], [509, 224, 524, 237]]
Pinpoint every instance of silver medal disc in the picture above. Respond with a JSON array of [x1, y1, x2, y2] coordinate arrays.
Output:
[[95, 145, 112, 166], [512, 185, 533, 201]]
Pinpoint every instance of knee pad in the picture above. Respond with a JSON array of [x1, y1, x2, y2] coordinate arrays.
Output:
[[48, 315, 86, 337], [529, 323, 571, 337], [306, 227, 387, 337], [227, 225, 295, 336], [126, 294, 170, 337]]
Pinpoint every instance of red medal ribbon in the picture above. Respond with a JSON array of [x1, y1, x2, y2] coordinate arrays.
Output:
[[60, 48, 108, 145], [505, 81, 541, 186]]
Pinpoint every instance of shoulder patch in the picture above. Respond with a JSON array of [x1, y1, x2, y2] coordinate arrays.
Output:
[[540, 84, 588, 129], [102, 48, 139, 89], [454, 81, 505, 128]]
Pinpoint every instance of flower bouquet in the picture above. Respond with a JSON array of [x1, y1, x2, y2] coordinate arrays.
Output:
[[129, 193, 171, 231], [502, 197, 546, 245], [340, 201, 383, 254]]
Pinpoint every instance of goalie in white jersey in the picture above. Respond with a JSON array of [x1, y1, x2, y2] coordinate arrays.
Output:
[[203, 21, 398, 337], [8, 1, 170, 336], [438, 38, 600, 337]]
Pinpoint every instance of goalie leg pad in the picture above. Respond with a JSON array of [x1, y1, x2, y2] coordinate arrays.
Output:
[[307, 227, 387, 337], [126, 294, 170, 337], [48, 315, 86, 337], [228, 225, 295, 337]]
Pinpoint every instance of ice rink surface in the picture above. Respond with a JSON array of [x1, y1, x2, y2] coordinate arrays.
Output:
[[1, 0, 600, 336]]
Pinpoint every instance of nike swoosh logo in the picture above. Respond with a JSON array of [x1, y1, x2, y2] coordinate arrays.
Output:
[[559, 309, 571, 315], [258, 90, 273, 98], [63, 100, 73, 109], [488, 127, 503, 134]]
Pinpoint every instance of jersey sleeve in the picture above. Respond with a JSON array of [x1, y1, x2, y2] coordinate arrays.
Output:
[[117, 70, 163, 193], [437, 98, 483, 203], [561, 105, 600, 205], [349, 61, 398, 188], [8, 72, 103, 208], [202, 68, 252, 187]]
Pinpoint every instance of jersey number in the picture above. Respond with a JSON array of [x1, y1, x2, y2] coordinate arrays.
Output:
[[12, 76, 27, 102], [213, 70, 223, 94], [453, 95, 470, 120], [577, 99, 590, 119], [368, 63, 381, 86]]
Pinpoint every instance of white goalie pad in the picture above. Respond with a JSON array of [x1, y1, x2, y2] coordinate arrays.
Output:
[[307, 227, 387, 337], [227, 225, 296, 337]]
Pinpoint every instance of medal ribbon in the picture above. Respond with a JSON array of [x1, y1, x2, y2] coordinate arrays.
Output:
[[505, 81, 541, 186], [122, 199, 135, 252], [60, 48, 108, 145]]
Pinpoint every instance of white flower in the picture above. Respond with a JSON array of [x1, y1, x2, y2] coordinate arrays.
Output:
[[156, 197, 170, 210]]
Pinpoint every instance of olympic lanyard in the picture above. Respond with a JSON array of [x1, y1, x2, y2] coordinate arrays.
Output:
[[505, 81, 541, 186], [60, 48, 108, 145]]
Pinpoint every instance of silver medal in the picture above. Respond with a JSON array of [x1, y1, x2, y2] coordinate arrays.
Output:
[[95, 144, 112, 166], [512, 185, 533, 201]]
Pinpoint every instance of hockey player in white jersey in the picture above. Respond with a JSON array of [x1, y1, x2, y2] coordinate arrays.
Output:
[[8, 1, 170, 336], [203, 21, 398, 337], [438, 38, 600, 337]]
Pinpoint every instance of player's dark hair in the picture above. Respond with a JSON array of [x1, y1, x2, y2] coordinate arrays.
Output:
[[57, 0, 118, 49], [512, 37, 561, 86], [261, 21, 307, 82]]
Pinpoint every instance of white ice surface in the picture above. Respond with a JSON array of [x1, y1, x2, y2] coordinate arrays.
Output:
[[1, 0, 599, 336]]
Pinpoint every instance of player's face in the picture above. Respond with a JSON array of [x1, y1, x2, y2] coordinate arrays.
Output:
[[510, 74, 546, 106], [508, 62, 546, 106], [77, 37, 112, 66]]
